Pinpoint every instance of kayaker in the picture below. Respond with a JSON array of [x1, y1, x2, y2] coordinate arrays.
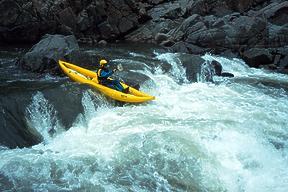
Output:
[[97, 59, 129, 93]]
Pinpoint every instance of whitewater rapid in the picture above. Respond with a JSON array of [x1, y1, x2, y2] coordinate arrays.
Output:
[[1, 53, 288, 192]]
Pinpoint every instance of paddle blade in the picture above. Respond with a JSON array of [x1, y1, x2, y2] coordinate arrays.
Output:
[[117, 64, 123, 71]]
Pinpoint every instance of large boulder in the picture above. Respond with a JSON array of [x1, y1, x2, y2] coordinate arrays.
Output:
[[147, 1, 185, 20], [185, 0, 267, 16], [242, 48, 273, 68], [250, 1, 288, 25], [19, 34, 79, 73]]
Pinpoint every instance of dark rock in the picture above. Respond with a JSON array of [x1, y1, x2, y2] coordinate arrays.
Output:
[[0, 92, 42, 148], [0, 80, 91, 148], [98, 21, 115, 40], [170, 42, 208, 55], [279, 55, 288, 69], [224, 16, 267, 50], [268, 24, 288, 48], [0, 0, 20, 27], [155, 33, 170, 44], [77, 9, 91, 32], [242, 48, 273, 68], [220, 50, 239, 59], [160, 39, 175, 47], [56, 24, 74, 36], [186, 0, 267, 16], [1, 0, 288, 75], [64, 50, 100, 69], [177, 53, 205, 82], [221, 72, 234, 77], [118, 18, 135, 33], [185, 43, 209, 55], [273, 54, 282, 65], [169, 41, 189, 53], [117, 71, 151, 87], [210, 60, 234, 77], [78, 37, 93, 44], [211, 60, 222, 76], [169, 14, 201, 41], [147, 1, 185, 20], [252, 1, 288, 25], [260, 63, 278, 70], [203, 15, 217, 27], [126, 19, 181, 43], [58, 7, 77, 32], [98, 40, 108, 46], [19, 34, 79, 73], [186, 28, 226, 51]]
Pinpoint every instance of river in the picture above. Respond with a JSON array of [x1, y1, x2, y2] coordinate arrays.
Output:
[[0, 44, 288, 192]]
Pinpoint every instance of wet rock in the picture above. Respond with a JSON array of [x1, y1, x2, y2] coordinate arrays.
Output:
[[251, 1, 288, 25], [1, 0, 288, 75], [0, 92, 42, 148], [58, 7, 77, 32], [78, 37, 94, 45], [118, 18, 135, 34], [221, 72, 234, 77], [279, 55, 288, 70], [98, 40, 108, 46], [177, 53, 205, 82], [168, 14, 201, 41], [0, 80, 91, 148], [242, 48, 273, 68], [19, 34, 79, 73], [211, 60, 222, 76], [268, 24, 288, 48], [0, 0, 20, 27], [155, 33, 170, 44], [170, 42, 209, 55], [210, 60, 234, 77], [126, 19, 181, 43], [160, 39, 175, 47], [169, 42, 189, 53], [148, 1, 185, 20]]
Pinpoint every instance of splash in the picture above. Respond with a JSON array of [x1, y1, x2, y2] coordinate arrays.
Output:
[[25, 92, 63, 143], [156, 53, 188, 83]]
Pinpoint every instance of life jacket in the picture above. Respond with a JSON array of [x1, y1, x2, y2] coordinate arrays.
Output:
[[97, 67, 109, 82]]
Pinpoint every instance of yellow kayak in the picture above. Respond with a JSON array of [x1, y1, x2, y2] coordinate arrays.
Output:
[[58, 60, 155, 103]]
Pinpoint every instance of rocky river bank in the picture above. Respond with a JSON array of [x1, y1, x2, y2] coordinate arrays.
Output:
[[1, 0, 288, 73]]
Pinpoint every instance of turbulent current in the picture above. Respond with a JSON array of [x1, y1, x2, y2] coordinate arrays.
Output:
[[0, 46, 288, 192]]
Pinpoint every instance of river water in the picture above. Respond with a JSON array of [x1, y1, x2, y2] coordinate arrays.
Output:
[[0, 45, 288, 192]]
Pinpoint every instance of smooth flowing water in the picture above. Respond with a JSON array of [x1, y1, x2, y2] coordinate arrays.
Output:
[[0, 46, 288, 192]]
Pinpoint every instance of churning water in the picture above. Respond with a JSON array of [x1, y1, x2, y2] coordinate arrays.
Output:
[[0, 52, 288, 192]]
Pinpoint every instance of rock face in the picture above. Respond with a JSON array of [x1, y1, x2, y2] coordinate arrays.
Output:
[[126, 0, 288, 73], [1, 0, 288, 73], [0, 0, 148, 44]]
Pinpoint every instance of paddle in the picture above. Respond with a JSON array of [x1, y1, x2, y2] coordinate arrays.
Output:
[[115, 64, 140, 91], [117, 64, 123, 71]]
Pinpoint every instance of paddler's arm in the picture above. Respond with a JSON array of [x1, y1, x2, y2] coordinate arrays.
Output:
[[99, 69, 114, 78]]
